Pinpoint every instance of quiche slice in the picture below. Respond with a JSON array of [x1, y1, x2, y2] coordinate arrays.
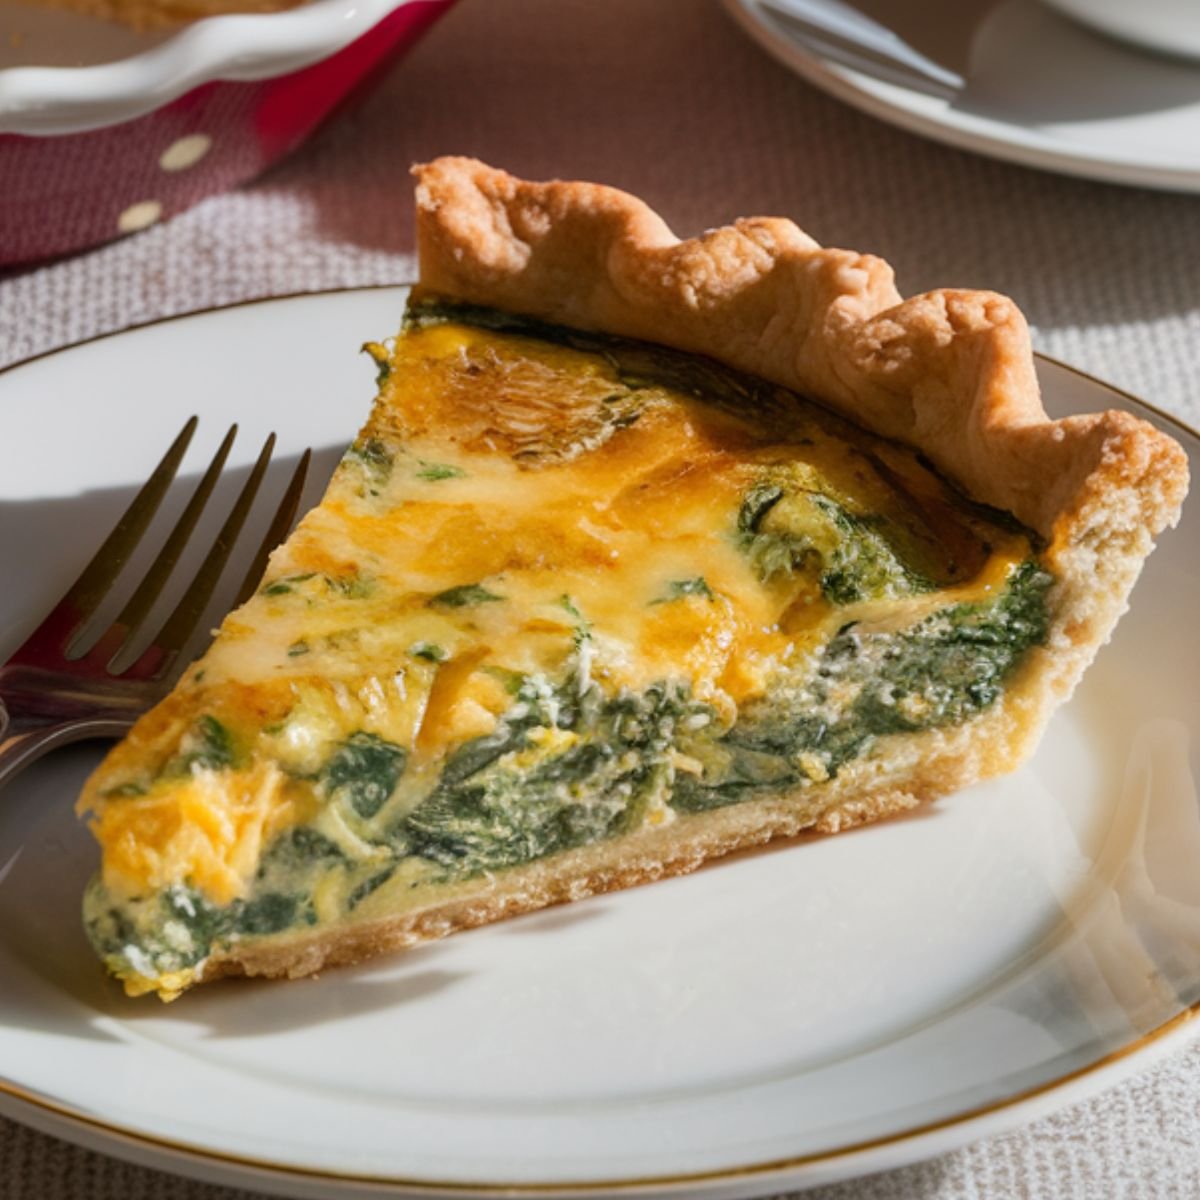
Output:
[[79, 158, 1188, 1000]]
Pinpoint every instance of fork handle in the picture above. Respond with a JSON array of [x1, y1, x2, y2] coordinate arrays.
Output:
[[0, 700, 132, 792]]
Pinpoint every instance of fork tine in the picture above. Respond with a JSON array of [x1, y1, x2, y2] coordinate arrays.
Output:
[[55, 417, 198, 636], [95, 425, 238, 661], [77, 426, 238, 665], [144, 432, 277, 664], [233, 449, 311, 608]]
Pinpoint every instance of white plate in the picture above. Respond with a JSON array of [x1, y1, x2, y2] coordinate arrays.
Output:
[[726, 0, 1200, 193], [1, 288, 1199, 1199]]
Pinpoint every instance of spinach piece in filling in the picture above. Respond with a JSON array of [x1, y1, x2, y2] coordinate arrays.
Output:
[[416, 461, 466, 482], [673, 559, 1053, 812], [812, 495, 936, 605], [321, 732, 408, 819], [655, 577, 714, 604], [84, 881, 306, 981], [398, 680, 692, 878], [736, 480, 935, 605], [261, 826, 345, 871], [343, 436, 393, 494], [430, 583, 505, 608], [164, 714, 235, 776]]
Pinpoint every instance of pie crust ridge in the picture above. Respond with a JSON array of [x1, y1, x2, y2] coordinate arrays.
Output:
[[411, 156, 1188, 547]]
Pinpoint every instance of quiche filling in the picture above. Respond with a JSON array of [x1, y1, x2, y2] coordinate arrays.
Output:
[[80, 302, 1053, 997]]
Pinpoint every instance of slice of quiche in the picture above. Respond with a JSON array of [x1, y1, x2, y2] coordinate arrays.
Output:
[[79, 158, 1188, 999]]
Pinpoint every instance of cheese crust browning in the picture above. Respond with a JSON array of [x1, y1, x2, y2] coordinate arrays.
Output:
[[78, 160, 1188, 998]]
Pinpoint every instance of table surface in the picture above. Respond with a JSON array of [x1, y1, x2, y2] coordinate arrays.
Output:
[[3, 1, 1200, 1197]]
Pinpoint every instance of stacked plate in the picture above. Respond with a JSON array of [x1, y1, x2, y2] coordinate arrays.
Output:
[[725, 0, 1200, 192]]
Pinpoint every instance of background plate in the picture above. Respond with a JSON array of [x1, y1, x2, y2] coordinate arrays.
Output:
[[1, 288, 1198, 1198], [726, 0, 1200, 193]]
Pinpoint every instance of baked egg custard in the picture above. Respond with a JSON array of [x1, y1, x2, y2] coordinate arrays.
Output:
[[81, 304, 1054, 998]]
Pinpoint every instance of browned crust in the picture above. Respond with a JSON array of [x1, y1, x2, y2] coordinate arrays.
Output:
[[162, 160, 1191, 994], [411, 157, 1187, 543]]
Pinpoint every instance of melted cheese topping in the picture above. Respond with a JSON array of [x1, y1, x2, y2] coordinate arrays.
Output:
[[80, 319, 1032, 905]]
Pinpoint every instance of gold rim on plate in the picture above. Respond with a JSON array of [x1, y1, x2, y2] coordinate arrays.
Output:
[[2, 286, 1197, 1195]]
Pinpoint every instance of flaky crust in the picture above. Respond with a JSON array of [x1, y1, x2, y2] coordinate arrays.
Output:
[[186, 160, 1191, 991], [412, 157, 1187, 543]]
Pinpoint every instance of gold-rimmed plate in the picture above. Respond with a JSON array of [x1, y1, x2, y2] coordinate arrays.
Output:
[[1, 287, 1197, 1198], [725, 0, 1200, 194]]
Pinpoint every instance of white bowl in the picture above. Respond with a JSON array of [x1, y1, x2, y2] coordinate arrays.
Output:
[[0, 0, 454, 264]]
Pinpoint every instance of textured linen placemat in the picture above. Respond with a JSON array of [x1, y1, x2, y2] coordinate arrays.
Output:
[[2, 1, 1200, 1196]]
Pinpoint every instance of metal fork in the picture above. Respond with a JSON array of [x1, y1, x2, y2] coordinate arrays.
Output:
[[0, 418, 311, 789]]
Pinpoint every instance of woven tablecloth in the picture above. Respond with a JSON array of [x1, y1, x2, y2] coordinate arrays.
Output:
[[3, 0, 1200, 1195]]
